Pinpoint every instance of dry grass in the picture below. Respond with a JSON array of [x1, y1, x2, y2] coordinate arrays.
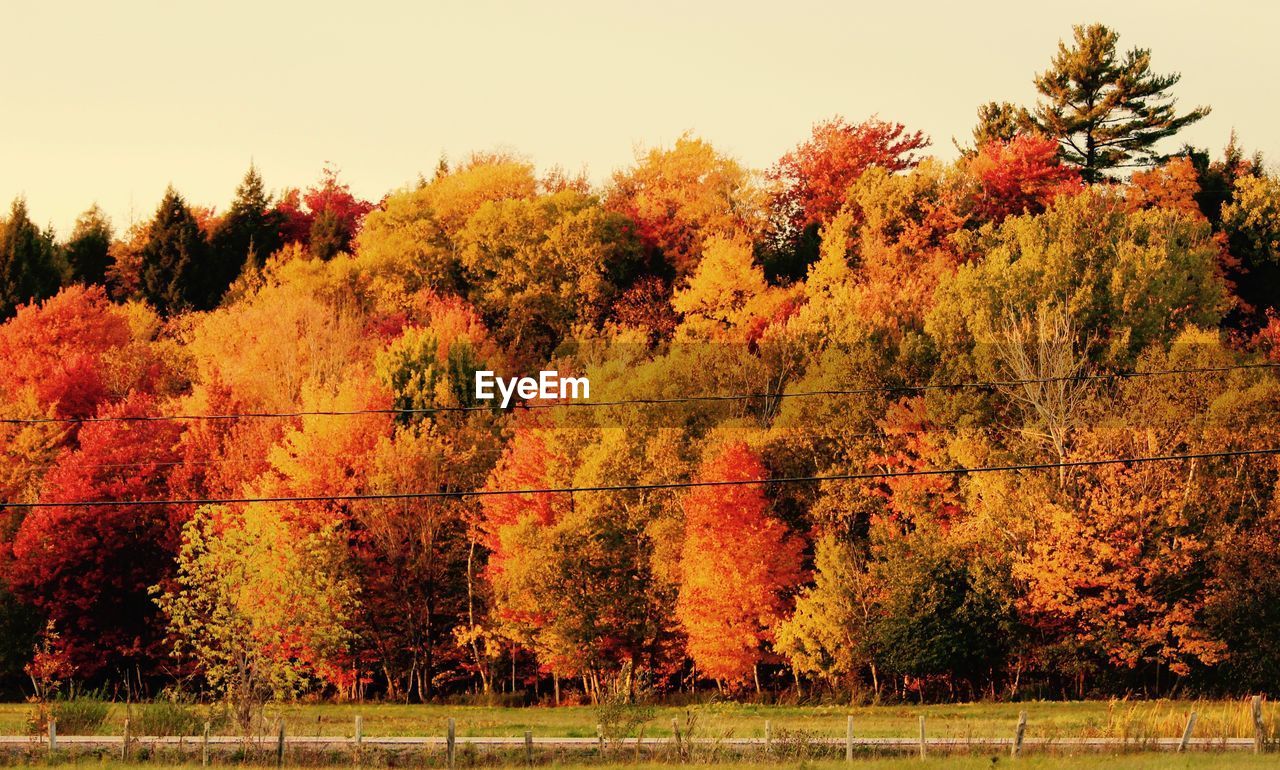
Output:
[[0, 698, 1274, 743]]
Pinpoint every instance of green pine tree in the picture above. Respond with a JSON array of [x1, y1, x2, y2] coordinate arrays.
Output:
[[970, 101, 1036, 147], [0, 198, 62, 318], [1034, 23, 1210, 182], [64, 204, 113, 286], [209, 165, 283, 301], [140, 186, 209, 314]]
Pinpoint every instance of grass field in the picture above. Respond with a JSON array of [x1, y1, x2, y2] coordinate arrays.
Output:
[[47, 760, 1280, 770], [8, 699, 1278, 741]]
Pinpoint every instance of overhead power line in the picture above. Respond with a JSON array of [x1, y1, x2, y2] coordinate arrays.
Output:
[[1, 362, 1275, 426], [3, 446, 1276, 509]]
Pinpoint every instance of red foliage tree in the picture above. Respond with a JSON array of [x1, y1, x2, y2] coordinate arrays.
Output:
[[273, 188, 312, 246], [676, 442, 804, 687], [770, 116, 930, 235], [0, 285, 134, 420], [6, 393, 184, 678], [272, 165, 374, 257], [965, 134, 1082, 223]]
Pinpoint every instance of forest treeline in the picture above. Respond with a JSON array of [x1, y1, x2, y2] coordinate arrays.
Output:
[[2, 24, 1280, 711]]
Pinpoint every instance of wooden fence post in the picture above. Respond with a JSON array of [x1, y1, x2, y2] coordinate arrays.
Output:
[[917, 715, 926, 760], [1253, 696, 1265, 754], [276, 720, 285, 767], [524, 729, 533, 766], [671, 718, 681, 760], [1177, 711, 1197, 753], [122, 717, 130, 761], [596, 723, 605, 755], [447, 717, 456, 770], [1012, 710, 1027, 758], [764, 720, 771, 755], [845, 715, 853, 762], [202, 721, 210, 767], [48, 717, 57, 753]]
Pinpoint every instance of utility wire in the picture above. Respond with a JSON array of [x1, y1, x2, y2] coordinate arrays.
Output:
[[2, 362, 1275, 426], [3, 446, 1276, 509]]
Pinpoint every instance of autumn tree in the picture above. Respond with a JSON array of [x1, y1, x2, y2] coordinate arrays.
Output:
[[159, 503, 357, 731], [304, 166, 374, 260], [63, 205, 113, 286], [170, 262, 374, 506], [786, 162, 965, 346], [1221, 172, 1280, 324], [477, 425, 574, 692], [178, 254, 377, 420], [607, 135, 761, 277], [356, 154, 540, 295], [1034, 24, 1210, 182], [1123, 156, 1203, 216], [1186, 133, 1263, 229], [183, 368, 392, 698], [0, 285, 134, 420], [964, 135, 1081, 223], [7, 393, 184, 680], [994, 304, 1091, 486], [1013, 441, 1234, 688], [0, 199, 61, 318], [0, 285, 183, 543], [480, 424, 689, 701], [670, 235, 770, 337], [928, 188, 1228, 367], [677, 441, 803, 689], [457, 190, 644, 358], [350, 300, 506, 699], [768, 117, 929, 277], [775, 534, 880, 699]]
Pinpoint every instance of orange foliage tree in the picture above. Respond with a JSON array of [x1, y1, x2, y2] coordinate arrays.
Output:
[[607, 135, 761, 277], [676, 441, 804, 688]]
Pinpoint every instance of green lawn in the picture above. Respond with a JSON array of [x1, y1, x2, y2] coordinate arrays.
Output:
[[10, 699, 1279, 742]]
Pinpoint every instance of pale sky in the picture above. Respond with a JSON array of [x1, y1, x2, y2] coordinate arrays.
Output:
[[3, 0, 1275, 236]]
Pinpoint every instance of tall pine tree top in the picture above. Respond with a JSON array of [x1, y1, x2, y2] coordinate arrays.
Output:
[[140, 186, 209, 314], [65, 204, 113, 286], [0, 198, 62, 318], [1034, 23, 1210, 182], [209, 164, 283, 299]]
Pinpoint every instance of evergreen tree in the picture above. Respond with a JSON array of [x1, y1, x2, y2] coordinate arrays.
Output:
[[0, 198, 62, 319], [139, 187, 209, 314], [969, 101, 1036, 148], [1034, 24, 1210, 182], [308, 208, 347, 261], [209, 165, 282, 299], [64, 205, 113, 286]]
